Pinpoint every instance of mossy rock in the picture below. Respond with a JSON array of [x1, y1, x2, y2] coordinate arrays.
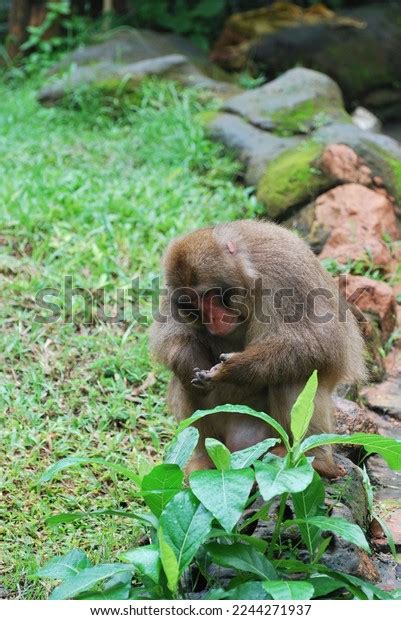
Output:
[[315, 123, 401, 204], [223, 67, 349, 136], [256, 140, 331, 219]]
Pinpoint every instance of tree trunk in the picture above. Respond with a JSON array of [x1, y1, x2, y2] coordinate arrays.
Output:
[[6, 0, 31, 59]]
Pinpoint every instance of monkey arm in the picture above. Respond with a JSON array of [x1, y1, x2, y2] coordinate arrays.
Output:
[[150, 321, 214, 387], [194, 336, 325, 388]]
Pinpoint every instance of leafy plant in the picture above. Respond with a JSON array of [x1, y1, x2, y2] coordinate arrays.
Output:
[[36, 371, 401, 600]]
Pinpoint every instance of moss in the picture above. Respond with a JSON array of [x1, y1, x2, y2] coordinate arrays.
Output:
[[270, 100, 351, 136], [256, 140, 329, 218]]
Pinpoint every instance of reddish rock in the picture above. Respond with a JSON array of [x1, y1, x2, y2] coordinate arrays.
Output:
[[361, 374, 401, 420], [319, 144, 374, 185], [334, 397, 378, 435], [337, 274, 397, 341], [318, 184, 398, 268]]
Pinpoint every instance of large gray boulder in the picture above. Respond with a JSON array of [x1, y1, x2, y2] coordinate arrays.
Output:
[[38, 28, 240, 105], [223, 67, 349, 135]]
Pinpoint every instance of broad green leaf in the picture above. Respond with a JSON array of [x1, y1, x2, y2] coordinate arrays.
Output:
[[119, 545, 161, 584], [326, 569, 394, 600], [141, 464, 184, 517], [292, 470, 325, 555], [263, 580, 314, 600], [231, 438, 279, 469], [288, 516, 370, 553], [76, 572, 132, 600], [205, 438, 231, 471], [45, 509, 158, 528], [223, 581, 270, 600], [49, 564, 134, 600], [209, 529, 268, 553], [300, 433, 401, 471], [159, 490, 213, 576], [37, 549, 91, 579], [308, 575, 343, 598], [290, 370, 318, 444], [158, 527, 179, 594], [205, 542, 277, 580], [254, 458, 314, 502], [190, 468, 254, 532], [39, 456, 141, 485], [178, 405, 290, 451], [164, 427, 199, 468]]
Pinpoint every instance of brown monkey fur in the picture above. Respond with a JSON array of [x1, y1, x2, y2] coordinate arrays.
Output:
[[150, 220, 366, 478]]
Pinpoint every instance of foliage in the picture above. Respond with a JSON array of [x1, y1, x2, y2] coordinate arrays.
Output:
[[130, 0, 227, 50], [36, 371, 401, 600], [0, 76, 263, 598]]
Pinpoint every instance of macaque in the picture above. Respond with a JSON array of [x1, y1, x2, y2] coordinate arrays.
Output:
[[150, 220, 366, 478]]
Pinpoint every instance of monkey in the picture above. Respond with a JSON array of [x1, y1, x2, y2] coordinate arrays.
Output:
[[150, 220, 366, 478]]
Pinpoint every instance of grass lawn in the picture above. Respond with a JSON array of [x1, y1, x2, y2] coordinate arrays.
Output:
[[0, 77, 262, 598]]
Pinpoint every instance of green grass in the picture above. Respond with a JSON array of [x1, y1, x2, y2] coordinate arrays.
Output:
[[0, 77, 262, 598]]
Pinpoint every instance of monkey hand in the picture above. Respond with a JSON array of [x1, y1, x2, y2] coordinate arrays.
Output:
[[191, 354, 236, 389], [191, 364, 223, 390]]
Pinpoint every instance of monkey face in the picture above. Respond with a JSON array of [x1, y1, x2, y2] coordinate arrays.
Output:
[[171, 286, 243, 337]]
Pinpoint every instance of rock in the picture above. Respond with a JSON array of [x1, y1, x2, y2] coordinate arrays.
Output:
[[367, 455, 401, 553], [255, 139, 331, 219], [334, 397, 378, 436], [319, 144, 375, 186], [337, 275, 397, 342], [317, 184, 398, 269], [352, 106, 382, 133], [362, 375, 401, 420], [314, 123, 401, 203], [244, 5, 401, 120], [208, 113, 300, 186], [49, 28, 208, 74], [373, 553, 401, 592], [222, 67, 348, 135], [38, 28, 239, 105], [283, 201, 329, 254]]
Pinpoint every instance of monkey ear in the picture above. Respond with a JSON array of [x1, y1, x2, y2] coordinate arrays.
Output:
[[226, 240, 236, 255]]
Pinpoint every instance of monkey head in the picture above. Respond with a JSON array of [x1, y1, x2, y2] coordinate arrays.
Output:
[[163, 228, 249, 337]]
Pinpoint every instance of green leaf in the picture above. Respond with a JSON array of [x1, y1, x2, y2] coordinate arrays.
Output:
[[49, 564, 134, 600], [45, 509, 158, 528], [37, 549, 91, 579], [371, 514, 397, 558], [158, 528, 179, 594], [205, 542, 277, 580], [164, 427, 199, 468], [224, 581, 270, 600], [263, 580, 315, 600], [141, 464, 184, 517], [254, 458, 314, 502], [119, 545, 161, 584], [178, 405, 290, 451], [192, 0, 224, 18], [308, 575, 343, 597], [205, 438, 231, 471], [361, 466, 374, 512], [39, 456, 141, 485], [209, 529, 268, 553], [190, 468, 254, 532], [159, 490, 213, 576], [76, 572, 132, 600], [290, 370, 318, 443], [292, 470, 325, 555], [231, 438, 279, 469], [300, 433, 401, 471], [288, 516, 370, 553]]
